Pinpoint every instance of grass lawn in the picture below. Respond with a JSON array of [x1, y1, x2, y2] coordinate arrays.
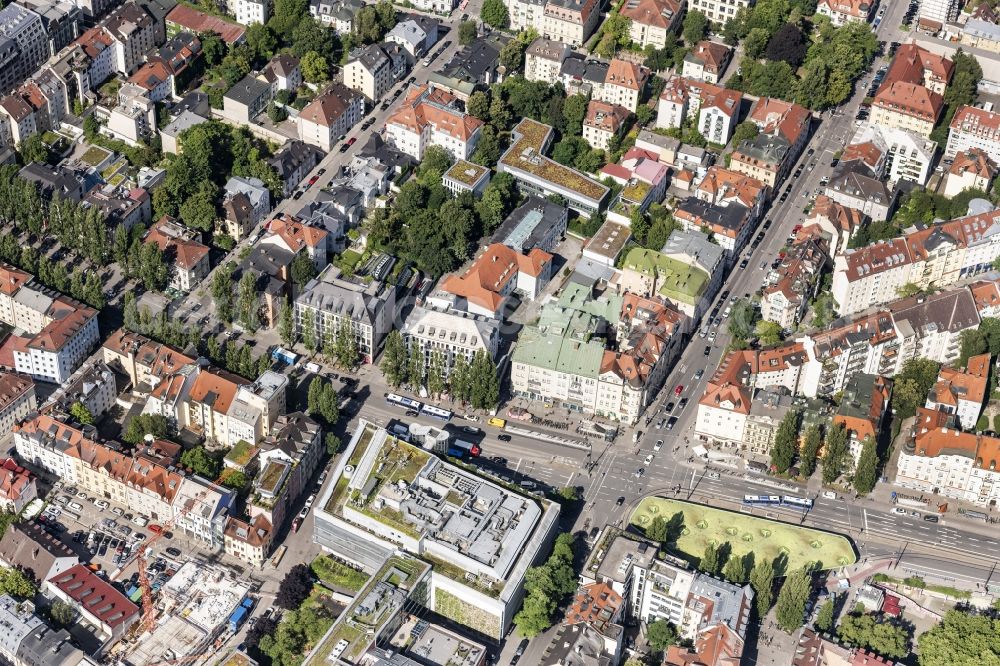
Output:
[[630, 498, 856, 575], [311, 555, 369, 592]]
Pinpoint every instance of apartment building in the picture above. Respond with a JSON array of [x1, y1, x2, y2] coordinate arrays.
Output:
[[524, 37, 570, 84], [233, 0, 270, 25], [731, 97, 811, 188], [493, 195, 568, 254], [44, 565, 139, 642], [101, 1, 155, 75], [385, 84, 482, 160], [101, 328, 196, 393], [438, 242, 552, 318], [223, 74, 271, 123], [673, 196, 754, 255], [760, 239, 827, 329], [656, 74, 689, 130], [619, 0, 681, 49], [143, 216, 209, 292], [402, 305, 500, 377], [799, 195, 864, 257], [295, 264, 397, 363], [511, 281, 684, 424], [297, 81, 363, 152], [871, 43, 951, 138], [0, 521, 76, 583], [507, 0, 600, 46], [944, 148, 996, 197], [344, 42, 406, 102], [924, 353, 990, 431], [682, 41, 731, 84], [816, 0, 873, 24], [695, 83, 742, 145], [833, 373, 892, 466], [688, 0, 751, 23], [582, 100, 629, 151], [832, 209, 1000, 315], [849, 122, 937, 186], [918, 0, 959, 29], [824, 160, 897, 221], [223, 514, 272, 567], [0, 4, 47, 92], [260, 53, 301, 95], [250, 411, 322, 533], [260, 213, 329, 271], [599, 59, 647, 112], [946, 105, 1000, 163]]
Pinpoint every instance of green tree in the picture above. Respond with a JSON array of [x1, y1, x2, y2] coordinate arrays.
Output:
[[0, 568, 36, 598], [302, 308, 317, 353], [799, 423, 822, 478], [237, 271, 259, 332], [918, 609, 1000, 666], [50, 600, 76, 627], [19, 134, 50, 164], [822, 422, 849, 484], [756, 320, 784, 346], [69, 401, 94, 425], [481, 0, 509, 28], [750, 557, 775, 617], [839, 612, 910, 658], [245, 23, 277, 63], [771, 409, 800, 473], [325, 433, 341, 455], [682, 9, 709, 44], [732, 120, 759, 146], [291, 252, 318, 286], [562, 94, 588, 136], [122, 414, 169, 444], [458, 20, 477, 45], [307, 375, 324, 416], [815, 598, 835, 633], [450, 353, 472, 403], [334, 321, 359, 368], [744, 27, 771, 58], [278, 300, 295, 347], [299, 50, 330, 83], [427, 349, 446, 398], [469, 349, 500, 409], [219, 469, 249, 490], [181, 446, 220, 478], [467, 90, 489, 120], [515, 532, 576, 636], [853, 436, 878, 495], [723, 553, 748, 583], [700, 542, 720, 575], [380, 330, 408, 387], [407, 344, 424, 390], [775, 568, 812, 632], [646, 515, 668, 542], [647, 619, 679, 652], [499, 38, 526, 72]]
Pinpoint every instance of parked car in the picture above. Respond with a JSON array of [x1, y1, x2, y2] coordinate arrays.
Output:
[[165, 547, 182, 558]]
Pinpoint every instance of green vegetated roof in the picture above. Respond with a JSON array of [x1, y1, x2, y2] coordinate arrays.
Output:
[[445, 160, 488, 186], [501, 118, 609, 202], [225, 440, 256, 466], [624, 247, 708, 306]]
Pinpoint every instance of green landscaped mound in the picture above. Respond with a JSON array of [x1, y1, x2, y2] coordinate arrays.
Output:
[[630, 497, 856, 573]]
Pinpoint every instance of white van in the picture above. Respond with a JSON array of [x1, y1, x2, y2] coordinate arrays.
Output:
[[822, 491, 837, 500]]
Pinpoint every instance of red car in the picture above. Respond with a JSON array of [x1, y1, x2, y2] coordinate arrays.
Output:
[[291, 517, 302, 533], [148, 524, 162, 534], [308, 175, 319, 186], [674, 385, 684, 397], [347, 136, 357, 146]]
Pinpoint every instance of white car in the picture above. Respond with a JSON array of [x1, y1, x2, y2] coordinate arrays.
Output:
[[112, 506, 124, 516], [68, 502, 83, 511], [644, 454, 654, 465], [654, 440, 663, 452], [304, 494, 316, 510], [54, 495, 69, 505], [891, 507, 906, 515], [132, 515, 148, 527], [96, 500, 109, 510]]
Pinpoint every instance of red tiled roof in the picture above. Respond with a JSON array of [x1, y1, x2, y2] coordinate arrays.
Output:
[[605, 59, 647, 91], [440, 243, 551, 313], [165, 4, 245, 44], [387, 85, 483, 141], [49, 564, 139, 629]]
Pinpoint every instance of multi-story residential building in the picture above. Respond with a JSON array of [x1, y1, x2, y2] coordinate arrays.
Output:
[[918, 0, 959, 29], [0, 94, 36, 146], [824, 160, 897, 221], [233, 0, 270, 25], [832, 208, 1000, 315], [960, 18, 1000, 53], [223, 175, 270, 225], [799, 195, 863, 257], [385, 85, 482, 160], [402, 305, 500, 377], [559, 54, 608, 97], [694, 165, 768, 221], [309, 0, 361, 31], [493, 195, 568, 253], [760, 239, 827, 328], [944, 148, 995, 197], [438, 242, 552, 318], [511, 281, 684, 424], [313, 421, 561, 640], [600, 147, 669, 219], [261, 213, 328, 271], [0, 521, 76, 583], [0, 264, 99, 384], [695, 82, 742, 145], [582, 100, 629, 151], [731, 97, 811, 188], [0, 372, 35, 439], [656, 74, 689, 130], [0, 4, 47, 91], [143, 215, 210, 292], [499, 118, 610, 215], [946, 105, 1000, 162], [101, 1, 155, 75], [673, 196, 753, 256], [524, 36, 570, 84], [925, 353, 990, 431], [895, 409, 1000, 506], [816, 0, 872, 25], [297, 81, 363, 152], [223, 514, 272, 567], [619, 0, 681, 49], [0, 594, 86, 664], [14, 0, 81, 58], [618, 240, 717, 324], [344, 42, 406, 102], [688, 0, 751, 23], [833, 373, 892, 466], [100, 328, 195, 396], [599, 59, 647, 112], [260, 53, 300, 95], [507, 0, 600, 46], [223, 73, 271, 123], [0, 457, 35, 513], [267, 139, 322, 198], [250, 411, 321, 534], [871, 43, 951, 138], [295, 265, 397, 363], [48, 359, 115, 420], [429, 36, 502, 100], [849, 122, 937, 186], [165, 3, 246, 45], [682, 41, 731, 84], [386, 17, 439, 57]]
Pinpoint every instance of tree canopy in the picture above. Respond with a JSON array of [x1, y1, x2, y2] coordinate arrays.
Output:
[[918, 609, 1000, 666]]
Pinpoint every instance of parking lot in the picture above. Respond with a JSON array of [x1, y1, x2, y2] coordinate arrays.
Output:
[[39, 481, 187, 587]]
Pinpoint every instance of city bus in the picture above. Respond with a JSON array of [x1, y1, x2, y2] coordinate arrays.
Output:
[[386, 393, 422, 411], [421, 404, 453, 421], [743, 495, 781, 506], [781, 495, 814, 510]]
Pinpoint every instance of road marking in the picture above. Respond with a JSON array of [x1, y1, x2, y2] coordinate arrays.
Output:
[[513, 458, 523, 474], [863, 509, 869, 533]]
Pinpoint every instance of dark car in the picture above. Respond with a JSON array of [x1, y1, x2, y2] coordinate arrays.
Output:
[[405, 409, 419, 417], [923, 515, 939, 523], [491, 456, 508, 464], [498, 434, 512, 442], [703, 345, 711, 356], [292, 190, 304, 200], [739, 258, 749, 269], [664, 401, 675, 413], [165, 547, 182, 557], [510, 639, 529, 665], [616, 496, 625, 506], [666, 416, 678, 430], [339, 143, 350, 153]]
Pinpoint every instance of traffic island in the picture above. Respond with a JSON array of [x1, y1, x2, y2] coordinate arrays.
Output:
[[630, 497, 856, 574]]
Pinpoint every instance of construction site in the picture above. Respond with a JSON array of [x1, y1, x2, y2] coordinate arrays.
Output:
[[123, 561, 254, 666]]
